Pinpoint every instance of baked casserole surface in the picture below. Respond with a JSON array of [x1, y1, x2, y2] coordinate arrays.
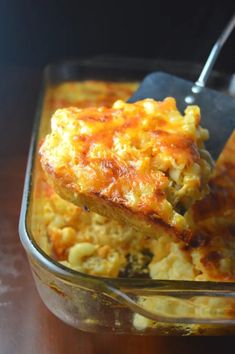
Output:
[[35, 80, 234, 282]]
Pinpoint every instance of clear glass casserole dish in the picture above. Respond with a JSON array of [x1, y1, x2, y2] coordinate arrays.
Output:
[[19, 57, 235, 335]]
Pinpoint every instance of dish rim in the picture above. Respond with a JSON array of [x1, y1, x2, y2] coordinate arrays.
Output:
[[18, 58, 235, 325]]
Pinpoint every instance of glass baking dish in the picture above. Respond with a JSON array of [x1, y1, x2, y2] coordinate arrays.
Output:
[[19, 57, 235, 335]]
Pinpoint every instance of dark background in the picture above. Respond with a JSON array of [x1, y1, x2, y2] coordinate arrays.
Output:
[[0, 0, 234, 72]]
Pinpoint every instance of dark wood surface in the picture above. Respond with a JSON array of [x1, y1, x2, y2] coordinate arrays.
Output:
[[0, 66, 234, 354]]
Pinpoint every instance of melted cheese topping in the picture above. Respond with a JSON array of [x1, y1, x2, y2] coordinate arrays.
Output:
[[40, 98, 211, 238]]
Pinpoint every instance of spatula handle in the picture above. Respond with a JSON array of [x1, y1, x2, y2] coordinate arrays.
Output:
[[195, 13, 235, 88], [185, 14, 235, 104]]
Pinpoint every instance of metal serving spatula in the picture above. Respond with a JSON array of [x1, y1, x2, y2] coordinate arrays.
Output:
[[130, 14, 235, 159]]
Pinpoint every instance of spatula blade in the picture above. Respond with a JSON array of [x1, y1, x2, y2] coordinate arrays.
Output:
[[129, 72, 235, 159]]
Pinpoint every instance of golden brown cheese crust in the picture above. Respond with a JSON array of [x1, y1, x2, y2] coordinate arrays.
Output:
[[46, 81, 139, 111], [40, 98, 211, 241]]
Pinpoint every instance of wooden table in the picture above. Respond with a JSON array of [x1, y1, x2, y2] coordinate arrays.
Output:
[[0, 66, 233, 354]]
